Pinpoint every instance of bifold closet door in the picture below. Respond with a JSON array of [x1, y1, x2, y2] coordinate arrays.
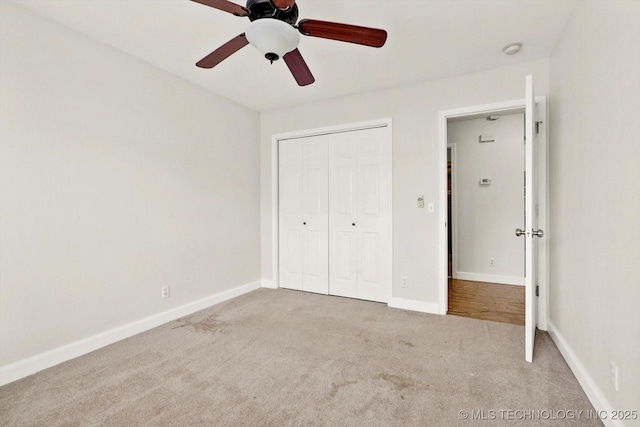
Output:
[[278, 136, 329, 294], [329, 127, 391, 303]]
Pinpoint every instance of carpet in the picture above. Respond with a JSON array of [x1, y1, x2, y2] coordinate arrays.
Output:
[[0, 288, 600, 426]]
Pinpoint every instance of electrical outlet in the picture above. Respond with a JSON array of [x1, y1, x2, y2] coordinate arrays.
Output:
[[490, 259, 495, 267], [610, 361, 619, 392], [401, 276, 408, 288], [161, 286, 170, 299]]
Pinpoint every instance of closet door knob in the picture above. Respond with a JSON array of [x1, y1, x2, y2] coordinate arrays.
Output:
[[303, 222, 307, 225], [352, 223, 356, 226]]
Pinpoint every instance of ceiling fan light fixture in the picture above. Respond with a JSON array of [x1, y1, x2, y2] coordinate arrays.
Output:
[[245, 18, 300, 63]]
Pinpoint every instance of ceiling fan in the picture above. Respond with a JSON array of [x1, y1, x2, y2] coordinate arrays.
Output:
[[191, 0, 388, 86]]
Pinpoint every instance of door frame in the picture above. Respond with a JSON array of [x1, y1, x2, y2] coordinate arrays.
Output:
[[438, 99, 548, 330], [447, 143, 458, 279], [271, 118, 393, 301]]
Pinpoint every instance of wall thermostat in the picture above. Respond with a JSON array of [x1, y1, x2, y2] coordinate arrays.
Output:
[[479, 178, 492, 186]]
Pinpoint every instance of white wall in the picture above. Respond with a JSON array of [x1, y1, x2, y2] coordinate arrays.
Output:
[[261, 60, 549, 306], [549, 0, 640, 419], [0, 3, 260, 368], [448, 114, 525, 284]]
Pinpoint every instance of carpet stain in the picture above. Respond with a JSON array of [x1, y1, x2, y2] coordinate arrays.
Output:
[[376, 373, 428, 391], [172, 315, 227, 334], [399, 340, 415, 348], [329, 380, 358, 397]]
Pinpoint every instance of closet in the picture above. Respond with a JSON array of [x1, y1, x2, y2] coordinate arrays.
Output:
[[278, 125, 391, 303]]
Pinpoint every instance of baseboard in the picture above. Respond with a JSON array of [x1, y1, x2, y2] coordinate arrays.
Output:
[[547, 321, 622, 427], [388, 297, 440, 315], [261, 279, 277, 289], [455, 271, 525, 286], [0, 280, 262, 386]]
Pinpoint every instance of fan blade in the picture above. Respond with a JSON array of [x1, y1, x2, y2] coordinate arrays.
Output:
[[283, 49, 315, 86], [271, 0, 295, 10], [190, 0, 249, 16], [298, 19, 387, 48], [196, 34, 249, 69]]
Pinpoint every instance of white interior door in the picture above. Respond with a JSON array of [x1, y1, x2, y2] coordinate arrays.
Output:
[[279, 136, 329, 294], [329, 127, 391, 303], [524, 75, 539, 362]]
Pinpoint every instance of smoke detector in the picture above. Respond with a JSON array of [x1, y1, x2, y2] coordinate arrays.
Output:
[[502, 42, 523, 55]]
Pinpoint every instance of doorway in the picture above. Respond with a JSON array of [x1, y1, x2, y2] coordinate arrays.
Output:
[[438, 96, 548, 332], [446, 111, 526, 325]]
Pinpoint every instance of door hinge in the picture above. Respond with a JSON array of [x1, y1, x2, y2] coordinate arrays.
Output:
[[536, 121, 542, 135], [536, 285, 539, 297]]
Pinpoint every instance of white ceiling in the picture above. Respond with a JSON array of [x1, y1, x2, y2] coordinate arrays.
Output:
[[10, 0, 577, 112]]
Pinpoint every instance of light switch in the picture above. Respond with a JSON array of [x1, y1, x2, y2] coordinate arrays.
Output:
[[428, 203, 435, 213], [417, 196, 425, 208]]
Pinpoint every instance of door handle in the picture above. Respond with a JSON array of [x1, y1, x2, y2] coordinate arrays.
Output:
[[515, 228, 544, 238], [532, 229, 544, 238]]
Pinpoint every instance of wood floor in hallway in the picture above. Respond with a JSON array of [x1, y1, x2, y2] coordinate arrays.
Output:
[[447, 279, 525, 326]]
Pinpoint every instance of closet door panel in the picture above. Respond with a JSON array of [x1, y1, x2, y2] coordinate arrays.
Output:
[[279, 136, 329, 294], [360, 232, 380, 283], [328, 127, 390, 303], [279, 140, 304, 290], [301, 137, 329, 294], [329, 132, 358, 299], [360, 165, 380, 215], [355, 127, 391, 303]]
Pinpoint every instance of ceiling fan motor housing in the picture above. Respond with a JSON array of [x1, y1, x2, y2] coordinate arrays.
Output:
[[246, 0, 299, 25]]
